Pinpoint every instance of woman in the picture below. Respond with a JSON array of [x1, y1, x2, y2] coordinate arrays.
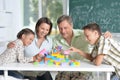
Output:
[[8, 17, 53, 80], [24, 17, 52, 57]]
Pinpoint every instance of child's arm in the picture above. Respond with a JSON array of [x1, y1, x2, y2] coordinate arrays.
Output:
[[93, 54, 105, 66], [69, 47, 94, 61], [18, 50, 42, 63], [33, 54, 42, 62]]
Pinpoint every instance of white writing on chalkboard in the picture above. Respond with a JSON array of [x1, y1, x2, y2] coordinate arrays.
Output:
[[69, 0, 120, 32]]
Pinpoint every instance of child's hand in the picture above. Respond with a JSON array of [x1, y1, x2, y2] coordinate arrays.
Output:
[[69, 47, 79, 53], [33, 54, 42, 62]]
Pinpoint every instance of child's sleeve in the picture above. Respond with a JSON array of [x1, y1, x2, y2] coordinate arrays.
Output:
[[16, 43, 33, 63], [0, 49, 14, 65], [17, 51, 33, 63], [98, 37, 111, 55]]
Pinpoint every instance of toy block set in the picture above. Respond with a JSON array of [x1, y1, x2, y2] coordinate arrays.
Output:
[[33, 46, 80, 66]]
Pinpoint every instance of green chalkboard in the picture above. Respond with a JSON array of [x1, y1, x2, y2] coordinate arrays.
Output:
[[69, 0, 120, 32]]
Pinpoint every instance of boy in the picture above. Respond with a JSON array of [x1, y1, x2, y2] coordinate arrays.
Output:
[[70, 23, 120, 79]]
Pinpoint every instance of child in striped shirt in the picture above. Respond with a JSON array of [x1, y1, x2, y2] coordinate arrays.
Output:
[[70, 23, 120, 79]]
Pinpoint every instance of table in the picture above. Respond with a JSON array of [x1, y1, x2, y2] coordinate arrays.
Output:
[[0, 61, 115, 80]]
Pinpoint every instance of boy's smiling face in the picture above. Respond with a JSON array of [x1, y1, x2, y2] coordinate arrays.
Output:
[[84, 29, 99, 45]]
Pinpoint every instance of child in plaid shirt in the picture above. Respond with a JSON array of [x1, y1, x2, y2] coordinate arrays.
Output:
[[70, 23, 120, 79]]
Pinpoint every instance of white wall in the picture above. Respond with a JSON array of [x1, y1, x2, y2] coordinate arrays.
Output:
[[0, 0, 22, 53]]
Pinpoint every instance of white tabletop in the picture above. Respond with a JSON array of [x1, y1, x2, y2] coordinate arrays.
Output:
[[0, 61, 115, 72]]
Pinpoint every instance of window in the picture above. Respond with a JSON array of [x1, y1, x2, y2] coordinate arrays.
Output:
[[23, 0, 39, 30], [23, 0, 63, 34], [41, 0, 63, 34]]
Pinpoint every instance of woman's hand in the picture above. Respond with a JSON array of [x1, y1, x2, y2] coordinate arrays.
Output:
[[7, 41, 15, 48]]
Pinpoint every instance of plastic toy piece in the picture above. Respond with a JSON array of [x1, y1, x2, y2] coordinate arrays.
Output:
[[34, 46, 80, 67], [39, 49, 49, 56], [33, 61, 39, 65], [39, 60, 44, 64], [63, 50, 70, 55], [56, 46, 62, 51], [48, 61, 54, 66], [61, 62, 68, 66], [54, 61, 61, 66]]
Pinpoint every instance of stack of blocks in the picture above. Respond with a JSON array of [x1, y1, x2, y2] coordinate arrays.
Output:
[[33, 46, 80, 66]]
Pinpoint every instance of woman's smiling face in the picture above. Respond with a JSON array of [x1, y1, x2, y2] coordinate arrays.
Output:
[[37, 23, 50, 38]]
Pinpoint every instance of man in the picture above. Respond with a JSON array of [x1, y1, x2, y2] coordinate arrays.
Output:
[[54, 15, 90, 60], [53, 15, 111, 80]]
